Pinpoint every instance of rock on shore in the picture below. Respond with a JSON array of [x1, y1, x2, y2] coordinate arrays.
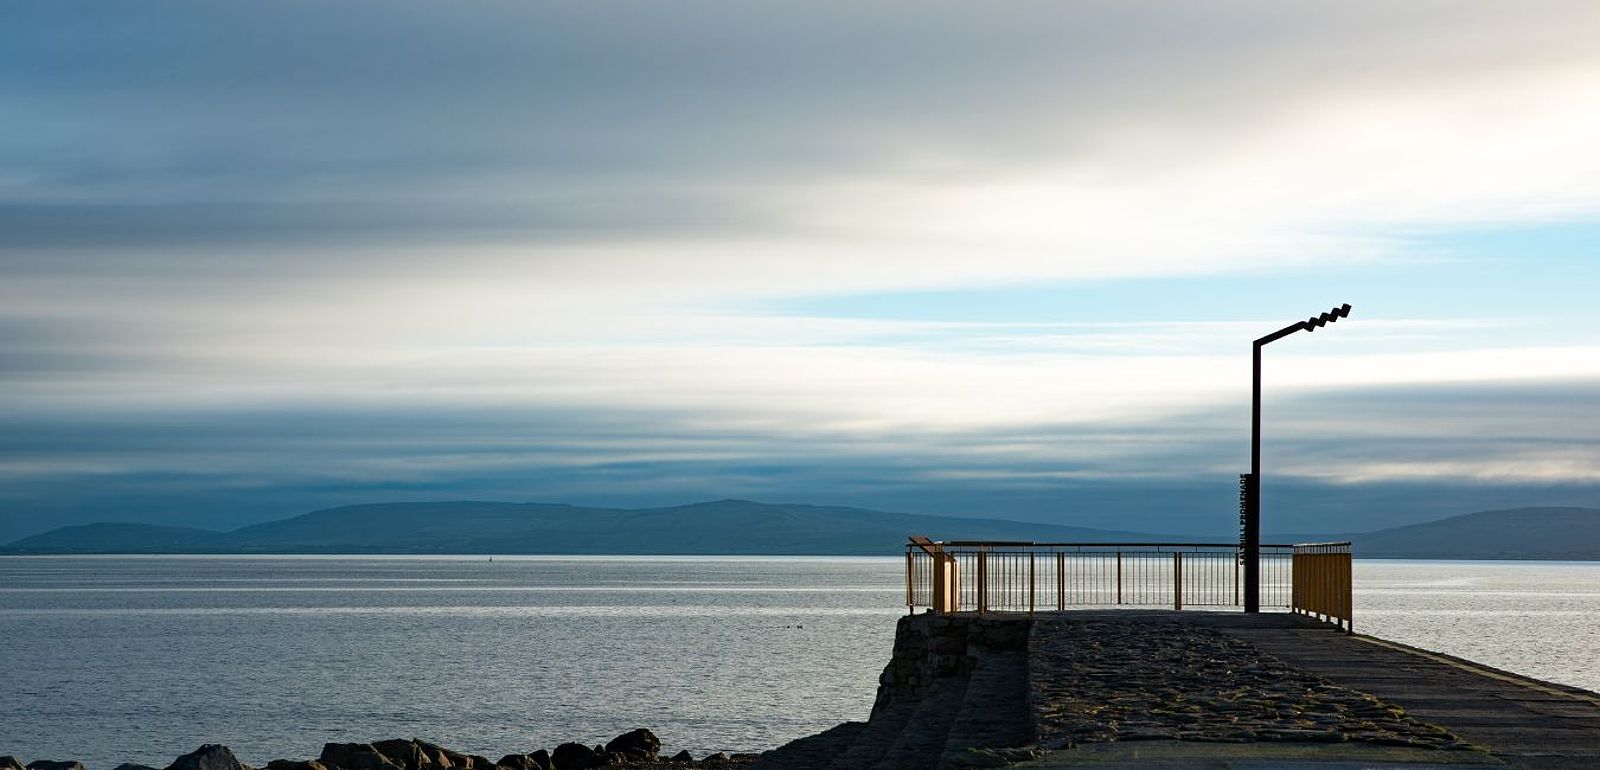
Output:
[[3, 731, 758, 770], [170, 746, 251, 770]]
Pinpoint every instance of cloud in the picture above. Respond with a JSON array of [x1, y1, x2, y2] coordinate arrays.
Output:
[[4, 377, 1598, 492], [3, 2, 1600, 535], [7, 3, 1600, 257], [4, 378, 1600, 542]]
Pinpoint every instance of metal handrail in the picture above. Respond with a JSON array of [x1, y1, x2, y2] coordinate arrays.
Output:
[[905, 536, 1347, 628], [941, 541, 1296, 548]]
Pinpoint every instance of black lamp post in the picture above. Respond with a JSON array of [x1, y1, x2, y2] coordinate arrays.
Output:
[[1243, 303, 1352, 612]]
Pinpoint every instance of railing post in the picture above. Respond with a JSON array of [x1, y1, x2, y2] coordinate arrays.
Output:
[[1312, 550, 1321, 619], [1324, 551, 1333, 623], [977, 549, 988, 616], [1028, 552, 1036, 615], [905, 547, 914, 614], [1342, 550, 1353, 633], [947, 554, 959, 613], [1320, 550, 1329, 622], [1308, 549, 1317, 619], [1290, 550, 1299, 614], [1324, 551, 1332, 622], [1315, 550, 1324, 621], [1173, 552, 1183, 611], [1056, 551, 1065, 610], [1115, 550, 1123, 605], [1234, 554, 1240, 606]]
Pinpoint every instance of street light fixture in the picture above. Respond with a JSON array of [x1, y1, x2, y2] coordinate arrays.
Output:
[[1243, 303, 1352, 613]]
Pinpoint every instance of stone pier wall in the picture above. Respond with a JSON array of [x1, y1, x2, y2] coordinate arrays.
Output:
[[870, 613, 1031, 719]]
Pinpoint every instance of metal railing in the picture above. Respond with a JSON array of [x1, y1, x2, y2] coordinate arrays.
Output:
[[907, 536, 1297, 615], [906, 536, 1355, 632], [1291, 541, 1353, 632]]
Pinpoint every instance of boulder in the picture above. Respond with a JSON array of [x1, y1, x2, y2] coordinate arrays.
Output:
[[700, 754, 728, 763], [352, 754, 398, 770], [0, 757, 25, 770], [494, 755, 550, 770], [412, 742, 466, 770], [26, 762, 84, 770], [265, 761, 327, 770], [548, 744, 596, 770], [465, 758, 493, 770], [319, 745, 366, 770], [602, 730, 658, 761], [668, 751, 692, 763], [166, 746, 250, 770], [371, 741, 426, 770], [318, 745, 398, 770]]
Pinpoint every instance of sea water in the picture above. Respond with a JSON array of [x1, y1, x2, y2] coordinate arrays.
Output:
[[2, 556, 1598, 768]]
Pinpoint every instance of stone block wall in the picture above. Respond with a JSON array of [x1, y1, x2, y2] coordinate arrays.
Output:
[[870, 613, 1031, 719]]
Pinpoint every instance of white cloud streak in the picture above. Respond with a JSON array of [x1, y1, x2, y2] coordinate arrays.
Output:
[[3, 0, 1600, 511]]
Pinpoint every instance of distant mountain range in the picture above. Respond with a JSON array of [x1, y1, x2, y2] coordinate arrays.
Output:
[[1346, 506, 1600, 560], [3, 500, 1597, 559], [0, 499, 1159, 555]]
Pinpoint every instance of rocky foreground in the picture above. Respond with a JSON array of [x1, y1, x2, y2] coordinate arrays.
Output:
[[2, 731, 756, 770]]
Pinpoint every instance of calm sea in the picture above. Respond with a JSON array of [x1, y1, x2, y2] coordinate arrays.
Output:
[[2, 556, 1598, 769]]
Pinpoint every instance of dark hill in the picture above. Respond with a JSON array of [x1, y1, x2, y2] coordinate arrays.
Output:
[[2, 499, 1156, 555], [225, 500, 615, 551], [5, 522, 224, 553], [1352, 506, 1600, 560]]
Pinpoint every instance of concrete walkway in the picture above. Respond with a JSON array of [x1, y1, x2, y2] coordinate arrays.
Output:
[[1207, 611, 1600, 769], [1018, 741, 1501, 769], [1027, 611, 1600, 769]]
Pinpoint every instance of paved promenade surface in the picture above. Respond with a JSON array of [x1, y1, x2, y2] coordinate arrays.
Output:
[[1023, 611, 1600, 770]]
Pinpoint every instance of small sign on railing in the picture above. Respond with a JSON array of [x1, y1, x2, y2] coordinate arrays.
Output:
[[1237, 473, 1253, 564]]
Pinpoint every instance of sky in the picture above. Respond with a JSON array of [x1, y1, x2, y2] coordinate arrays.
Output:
[[4, 1, 1600, 541]]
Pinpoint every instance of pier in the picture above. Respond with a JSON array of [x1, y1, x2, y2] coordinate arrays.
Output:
[[754, 538, 1600, 770]]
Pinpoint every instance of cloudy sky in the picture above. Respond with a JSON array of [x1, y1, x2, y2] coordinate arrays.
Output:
[[4, 1, 1600, 541]]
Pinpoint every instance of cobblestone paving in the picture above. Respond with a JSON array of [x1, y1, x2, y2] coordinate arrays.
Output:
[[1030, 616, 1474, 752]]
